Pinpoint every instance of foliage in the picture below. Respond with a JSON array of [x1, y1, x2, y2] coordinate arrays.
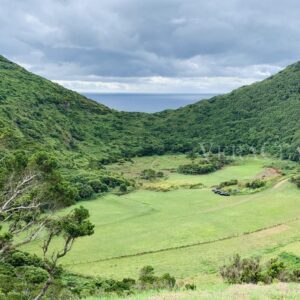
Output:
[[220, 254, 300, 284], [220, 254, 262, 284], [178, 154, 232, 175], [140, 169, 164, 180], [291, 175, 300, 188], [119, 183, 127, 193], [1, 55, 300, 168], [245, 179, 266, 189], [138, 266, 176, 290], [217, 179, 238, 188], [185, 283, 196, 290]]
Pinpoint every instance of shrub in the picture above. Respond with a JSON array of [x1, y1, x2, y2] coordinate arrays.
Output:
[[218, 179, 238, 188], [178, 163, 216, 175], [16, 265, 48, 284], [138, 266, 176, 290], [140, 169, 164, 180], [50, 181, 78, 206], [156, 171, 164, 178], [264, 258, 286, 282], [158, 273, 176, 289], [185, 283, 196, 290], [245, 179, 265, 189], [119, 183, 127, 193], [89, 180, 102, 192], [178, 154, 232, 175], [220, 254, 300, 284], [76, 183, 94, 199], [220, 254, 262, 284], [139, 266, 156, 285], [89, 180, 108, 193], [291, 176, 300, 188], [7, 251, 43, 268]]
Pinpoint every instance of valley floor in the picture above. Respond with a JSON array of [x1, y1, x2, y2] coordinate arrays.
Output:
[[24, 155, 300, 285]]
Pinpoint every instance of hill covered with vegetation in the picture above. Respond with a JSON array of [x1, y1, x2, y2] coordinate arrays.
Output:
[[0, 54, 300, 164], [152, 63, 300, 160]]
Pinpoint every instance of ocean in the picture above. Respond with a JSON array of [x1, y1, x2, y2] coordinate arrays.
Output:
[[82, 93, 217, 113]]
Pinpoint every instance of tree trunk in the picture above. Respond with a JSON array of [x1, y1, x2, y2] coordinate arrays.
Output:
[[33, 277, 52, 300]]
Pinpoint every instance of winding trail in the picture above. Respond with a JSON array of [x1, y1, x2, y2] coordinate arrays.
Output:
[[273, 178, 290, 189]]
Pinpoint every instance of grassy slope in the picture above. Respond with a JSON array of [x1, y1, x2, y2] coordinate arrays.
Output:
[[24, 156, 300, 283]]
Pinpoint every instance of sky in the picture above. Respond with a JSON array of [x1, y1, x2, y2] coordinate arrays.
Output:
[[1, 0, 300, 93]]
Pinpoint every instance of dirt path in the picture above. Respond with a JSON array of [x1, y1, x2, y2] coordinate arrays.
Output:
[[273, 178, 289, 189], [255, 167, 281, 179]]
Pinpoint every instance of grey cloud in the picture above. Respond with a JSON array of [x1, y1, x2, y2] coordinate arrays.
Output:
[[0, 0, 300, 91]]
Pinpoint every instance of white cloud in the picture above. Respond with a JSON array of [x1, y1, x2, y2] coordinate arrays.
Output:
[[54, 75, 259, 94]]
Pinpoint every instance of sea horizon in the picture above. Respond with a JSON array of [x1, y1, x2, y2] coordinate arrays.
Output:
[[82, 92, 218, 113]]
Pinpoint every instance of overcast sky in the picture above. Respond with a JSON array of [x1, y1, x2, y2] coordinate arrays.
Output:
[[1, 0, 300, 93]]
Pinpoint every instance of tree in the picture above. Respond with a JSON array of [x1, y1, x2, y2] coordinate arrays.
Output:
[[0, 152, 95, 299], [0, 153, 45, 255], [34, 206, 94, 300]]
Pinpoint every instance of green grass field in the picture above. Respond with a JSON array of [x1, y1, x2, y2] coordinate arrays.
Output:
[[24, 155, 300, 286]]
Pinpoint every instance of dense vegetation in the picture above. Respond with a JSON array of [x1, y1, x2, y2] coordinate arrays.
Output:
[[245, 179, 266, 189], [0, 255, 176, 299], [0, 54, 300, 165], [140, 169, 164, 180], [177, 154, 232, 175], [291, 175, 300, 188], [220, 253, 300, 284]]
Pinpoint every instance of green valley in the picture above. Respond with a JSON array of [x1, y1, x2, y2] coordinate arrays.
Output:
[[1, 55, 300, 299]]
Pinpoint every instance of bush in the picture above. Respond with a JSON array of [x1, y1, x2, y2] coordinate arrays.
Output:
[[89, 180, 108, 193], [264, 258, 286, 281], [178, 163, 215, 175], [139, 266, 156, 285], [291, 176, 300, 188], [245, 179, 266, 189], [220, 254, 300, 284], [138, 266, 176, 290], [140, 169, 164, 180], [16, 265, 48, 284], [50, 181, 78, 206], [178, 154, 232, 175], [185, 283, 196, 290], [220, 254, 262, 284], [76, 183, 94, 199], [7, 251, 43, 268], [218, 179, 238, 188], [119, 183, 127, 193], [158, 273, 176, 289]]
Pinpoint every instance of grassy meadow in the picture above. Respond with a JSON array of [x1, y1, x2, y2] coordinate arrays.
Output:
[[24, 155, 300, 286]]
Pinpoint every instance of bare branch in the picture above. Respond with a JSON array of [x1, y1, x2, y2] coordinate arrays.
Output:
[[0, 172, 37, 213]]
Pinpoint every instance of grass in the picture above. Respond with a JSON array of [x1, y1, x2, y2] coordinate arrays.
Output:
[[85, 283, 300, 300], [24, 155, 300, 285]]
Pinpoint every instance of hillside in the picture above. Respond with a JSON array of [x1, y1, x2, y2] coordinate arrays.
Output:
[[0, 55, 300, 163], [0, 55, 157, 165], [153, 64, 300, 160]]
